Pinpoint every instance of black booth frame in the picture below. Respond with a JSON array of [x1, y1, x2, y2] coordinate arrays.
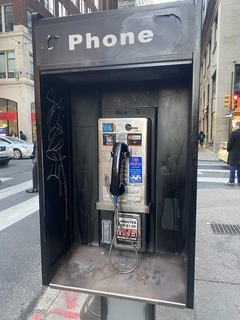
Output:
[[32, 0, 202, 309]]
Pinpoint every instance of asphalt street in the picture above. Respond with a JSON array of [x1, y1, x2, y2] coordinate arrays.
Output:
[[0, 159, 45, 320]]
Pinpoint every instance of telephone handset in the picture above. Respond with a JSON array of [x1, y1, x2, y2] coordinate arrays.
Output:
[[110, 142, 129, 198]]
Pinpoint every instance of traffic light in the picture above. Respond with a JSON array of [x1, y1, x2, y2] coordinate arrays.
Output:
[[233, 94, 238, 109], [224, 94, 231, 107]]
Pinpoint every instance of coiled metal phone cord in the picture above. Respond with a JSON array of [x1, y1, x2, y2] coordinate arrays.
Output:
[[104, 174, 139, 274]]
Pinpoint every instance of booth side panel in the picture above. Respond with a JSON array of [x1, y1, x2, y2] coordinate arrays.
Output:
[[71, 87, 101, 245], [156, 80, 192, 254], [32, 12, 47, 284], [185, 0, 203, 308], [39, 78, 73, 284]]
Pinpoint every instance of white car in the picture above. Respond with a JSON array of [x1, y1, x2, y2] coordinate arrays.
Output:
[[0, 142, 14, 165], [0, 136, 33, 159]]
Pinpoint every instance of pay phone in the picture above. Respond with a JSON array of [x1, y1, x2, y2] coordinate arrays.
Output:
[[96, 118, 150, 255]]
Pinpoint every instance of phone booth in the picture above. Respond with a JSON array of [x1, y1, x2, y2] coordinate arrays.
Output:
[[32, 0, 201, 316]]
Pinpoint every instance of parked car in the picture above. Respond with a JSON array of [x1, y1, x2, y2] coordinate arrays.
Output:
[[218, 142, 228, 163], [0, 142, 14, 165], [0, 136, 33, 159]]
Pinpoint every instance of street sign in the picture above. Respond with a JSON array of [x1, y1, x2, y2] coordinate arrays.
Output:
[[225, 113, 233, 119]]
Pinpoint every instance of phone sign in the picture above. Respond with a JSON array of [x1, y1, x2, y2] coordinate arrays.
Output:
[[129, 157, 142, 183]]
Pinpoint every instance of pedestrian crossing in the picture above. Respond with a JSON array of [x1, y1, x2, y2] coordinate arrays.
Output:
[[0, 197, 39, 232], [198, 169, 228, 173], [198, 168, 229, 183], [197, 162, 231, 184], [198, 177, 229, 183], [0, 179, 39, 232], [0, 180, 33, 200]]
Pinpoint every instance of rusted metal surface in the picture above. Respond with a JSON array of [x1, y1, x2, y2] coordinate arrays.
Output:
[[50, 244, 186, 307]]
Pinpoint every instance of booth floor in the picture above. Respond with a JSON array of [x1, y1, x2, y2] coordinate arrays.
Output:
[[50, 245, 186, 307]]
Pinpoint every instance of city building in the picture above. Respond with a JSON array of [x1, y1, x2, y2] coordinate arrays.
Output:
[[200, 0, 240, 152], [0, 0, 99, 142]]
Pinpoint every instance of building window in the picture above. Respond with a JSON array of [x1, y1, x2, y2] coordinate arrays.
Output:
[[27, 10, 32, 36], [0, 5, 14, 32], [0, 7, 2, 32], [59, 2, 67, 17], [203, 55, 206, 77], [0, 98, 6, 112], [214, 14, 218, 48], [0, 98, 18, 137], [94, 0, 99, 9], [7, 52, 15, 78], [207, 39, 211, 66], [0, 51, 15, 79], [0, 98, 17, 112], [44, 0, 55, 15], [29, 54, 34, 80], [212, 72, 216, 97], [71, 0, 78, 6], [4, 5, 13, 32], [81, 0, 87, 13], [0, 53, 5, 78], [8, 99, 17, 112]]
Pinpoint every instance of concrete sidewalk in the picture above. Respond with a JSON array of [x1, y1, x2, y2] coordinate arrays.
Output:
[[29, 149, 240, 320], [198, 146, 220, 162]]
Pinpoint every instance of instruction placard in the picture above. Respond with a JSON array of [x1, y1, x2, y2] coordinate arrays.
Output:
[[129, 157, 142, 183]]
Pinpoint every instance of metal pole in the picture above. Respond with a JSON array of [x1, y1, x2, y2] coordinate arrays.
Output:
[[101, 297, 156, 320], [229, 70, 234, 136], [229, 61, 236, 136]]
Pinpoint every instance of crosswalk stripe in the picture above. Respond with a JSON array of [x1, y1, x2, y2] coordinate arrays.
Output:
[[0, 177, 13, 182], [0, 197, 39, 232], [198, 162, 227, 166], [198, 169, 229, 173], [197, 177, 228, 183], [0, 180, 32, 200]]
